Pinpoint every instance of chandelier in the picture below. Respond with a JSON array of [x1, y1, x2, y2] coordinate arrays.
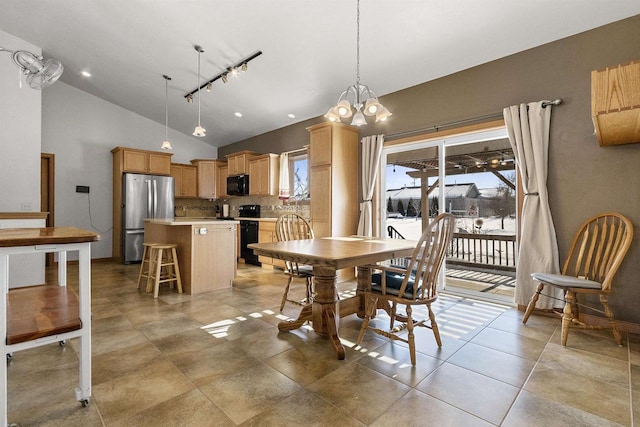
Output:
[[325, 0, 391, 126]]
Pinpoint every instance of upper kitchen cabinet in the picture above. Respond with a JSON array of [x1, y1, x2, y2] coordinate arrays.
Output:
[[226, 150, 258, 175], [216, 163, 228, 198], [307, 122, 359, 239], [112, 146, 174, 262], [112, 147, 172, 175], [249, 153, 280, 196], [170, 163, 197, 198], [191, 159, 227, 199]]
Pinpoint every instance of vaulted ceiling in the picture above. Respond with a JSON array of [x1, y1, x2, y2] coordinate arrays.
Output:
[[1, 1, 639, 147]]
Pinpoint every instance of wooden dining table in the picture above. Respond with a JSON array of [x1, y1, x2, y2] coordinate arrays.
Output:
[[248, 236, 417, 359]]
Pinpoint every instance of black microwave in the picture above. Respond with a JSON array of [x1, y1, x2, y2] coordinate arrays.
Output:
[[227, 174, 249, 196]]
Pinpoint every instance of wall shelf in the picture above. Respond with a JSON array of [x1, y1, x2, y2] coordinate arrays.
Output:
[[591, 61, 640, 146]]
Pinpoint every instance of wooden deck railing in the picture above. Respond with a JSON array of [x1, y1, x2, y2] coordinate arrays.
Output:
[[387, 225, 516, 272], [447, 233, 516, 272]]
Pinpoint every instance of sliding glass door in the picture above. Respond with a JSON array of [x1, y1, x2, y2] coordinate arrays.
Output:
[[380, 126, 516, 301]]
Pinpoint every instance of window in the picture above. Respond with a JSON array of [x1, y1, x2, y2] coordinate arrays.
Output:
[[289, 152, 309, 200]]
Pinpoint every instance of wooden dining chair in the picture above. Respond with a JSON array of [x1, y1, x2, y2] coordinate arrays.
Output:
[[275, 213, 315, 311], [522, 212, 633, 346], [356, 213, 456, 365]]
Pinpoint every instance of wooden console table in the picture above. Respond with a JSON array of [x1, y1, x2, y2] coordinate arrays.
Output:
[[0, 227, 99, 427]]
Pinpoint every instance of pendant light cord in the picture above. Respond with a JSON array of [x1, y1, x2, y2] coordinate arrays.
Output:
[[356, 0, 360, 87], [164, 76, 169, 140], [197, 50, 202, 127]]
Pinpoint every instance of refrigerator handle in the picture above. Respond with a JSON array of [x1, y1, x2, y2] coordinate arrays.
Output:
[[146, 179, 152, 218], [153, 179, 158, 218]]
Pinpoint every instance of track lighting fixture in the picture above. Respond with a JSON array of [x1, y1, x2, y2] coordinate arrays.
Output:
[[0, 45, 63, 89], [325, 0, 391, 126], [192, 45, 206, 137], [183, 51, 262, 100]]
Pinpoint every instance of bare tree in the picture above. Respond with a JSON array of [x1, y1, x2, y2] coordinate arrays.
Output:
[[489, 172, 516, 229]]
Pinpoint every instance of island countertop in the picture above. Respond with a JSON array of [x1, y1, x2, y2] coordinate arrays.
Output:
[[145, 218, 239, 226]]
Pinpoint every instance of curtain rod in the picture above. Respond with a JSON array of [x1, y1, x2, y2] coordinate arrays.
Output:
[[386, 98, 562, 141], [281, 145, 309, 155]]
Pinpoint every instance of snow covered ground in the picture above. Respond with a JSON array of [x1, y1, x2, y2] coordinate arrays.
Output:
[[386, 215, 516, 240]]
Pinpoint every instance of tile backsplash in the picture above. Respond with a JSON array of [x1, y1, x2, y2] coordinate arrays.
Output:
[[174, 196, 309, 219]]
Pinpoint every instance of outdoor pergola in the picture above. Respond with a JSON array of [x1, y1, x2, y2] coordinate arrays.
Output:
[[386, 138, 516, 229]]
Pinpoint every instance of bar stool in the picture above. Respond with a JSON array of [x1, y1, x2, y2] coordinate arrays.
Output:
[[146, 243, 183, 298], [137, 242, 160, 290]]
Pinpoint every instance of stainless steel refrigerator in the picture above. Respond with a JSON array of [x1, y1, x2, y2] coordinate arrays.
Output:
[[122, 173, 174, 263]]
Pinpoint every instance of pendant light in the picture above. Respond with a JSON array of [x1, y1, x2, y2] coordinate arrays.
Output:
[[161, 74, 173, 150], [192, 45, 206, 137], [324, 0, 391, 126]]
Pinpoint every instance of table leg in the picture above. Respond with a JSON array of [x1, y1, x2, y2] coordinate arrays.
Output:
[[312, 267, 344, 359], [356, 265, 371, 318], [58, 250, 67, 286], [1, 253, 8, 427], [76, 244, 91, 405], [278, 304, 312, 332]]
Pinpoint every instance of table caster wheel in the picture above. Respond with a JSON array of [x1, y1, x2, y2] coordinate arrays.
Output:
[[6, 352, 12, 361], [80, 399, 89, 408], [59, 340, 66, 347]]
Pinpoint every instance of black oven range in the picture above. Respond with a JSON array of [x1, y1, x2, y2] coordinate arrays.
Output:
[[238, 204, 260, 266]]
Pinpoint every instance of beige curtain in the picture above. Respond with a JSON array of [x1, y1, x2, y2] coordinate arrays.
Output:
[[503, 102, 562, 308], [278, 152, 289, 200], [357, 135, 384, 237]]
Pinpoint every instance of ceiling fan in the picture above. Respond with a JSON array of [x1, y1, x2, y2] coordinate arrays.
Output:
[[0, 45, 63, 89]]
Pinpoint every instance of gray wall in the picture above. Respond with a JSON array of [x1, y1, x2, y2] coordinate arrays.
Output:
[[0, 30, 41, 212], [221, 15, 640, 324], [41, 82, 218, 259]]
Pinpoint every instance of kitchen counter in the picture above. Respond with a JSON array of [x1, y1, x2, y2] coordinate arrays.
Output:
[[148, 217, 239, 225], [144, 219, 237, 294]]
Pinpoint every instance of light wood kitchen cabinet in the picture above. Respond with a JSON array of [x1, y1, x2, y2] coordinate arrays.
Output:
[[113, 147, 172, 175], [191, 159, 227, 199], [112, 147, 174, 262], [216, 162, 228, 198], [145, 220, 237, 294], [170, 163, 197, 198], [308, 122, 359, 280], [257, 221, 285, 268], [226, 150, 258, 175], [249, 153, 280, 196]]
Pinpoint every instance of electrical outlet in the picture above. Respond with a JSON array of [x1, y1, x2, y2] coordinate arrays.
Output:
[[76, 185, 90, 193], [20, 202, 32, 211]]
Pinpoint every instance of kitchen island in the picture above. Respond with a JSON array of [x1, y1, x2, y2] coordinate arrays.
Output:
[[144, 218, 238, 294]]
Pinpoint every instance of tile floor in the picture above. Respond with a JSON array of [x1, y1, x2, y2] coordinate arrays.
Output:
[[6, 261, 640, 426]]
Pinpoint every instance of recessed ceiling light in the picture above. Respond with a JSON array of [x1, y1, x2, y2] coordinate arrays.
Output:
[[81, 70, 91, 78], [234, 112, 243, 118], [288, 113, 295, 119]]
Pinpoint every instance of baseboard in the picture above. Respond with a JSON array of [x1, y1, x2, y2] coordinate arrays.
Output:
[[518, 304, 640, 334], [580, 313, 640, 335], [53, 257, 114, 266]]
